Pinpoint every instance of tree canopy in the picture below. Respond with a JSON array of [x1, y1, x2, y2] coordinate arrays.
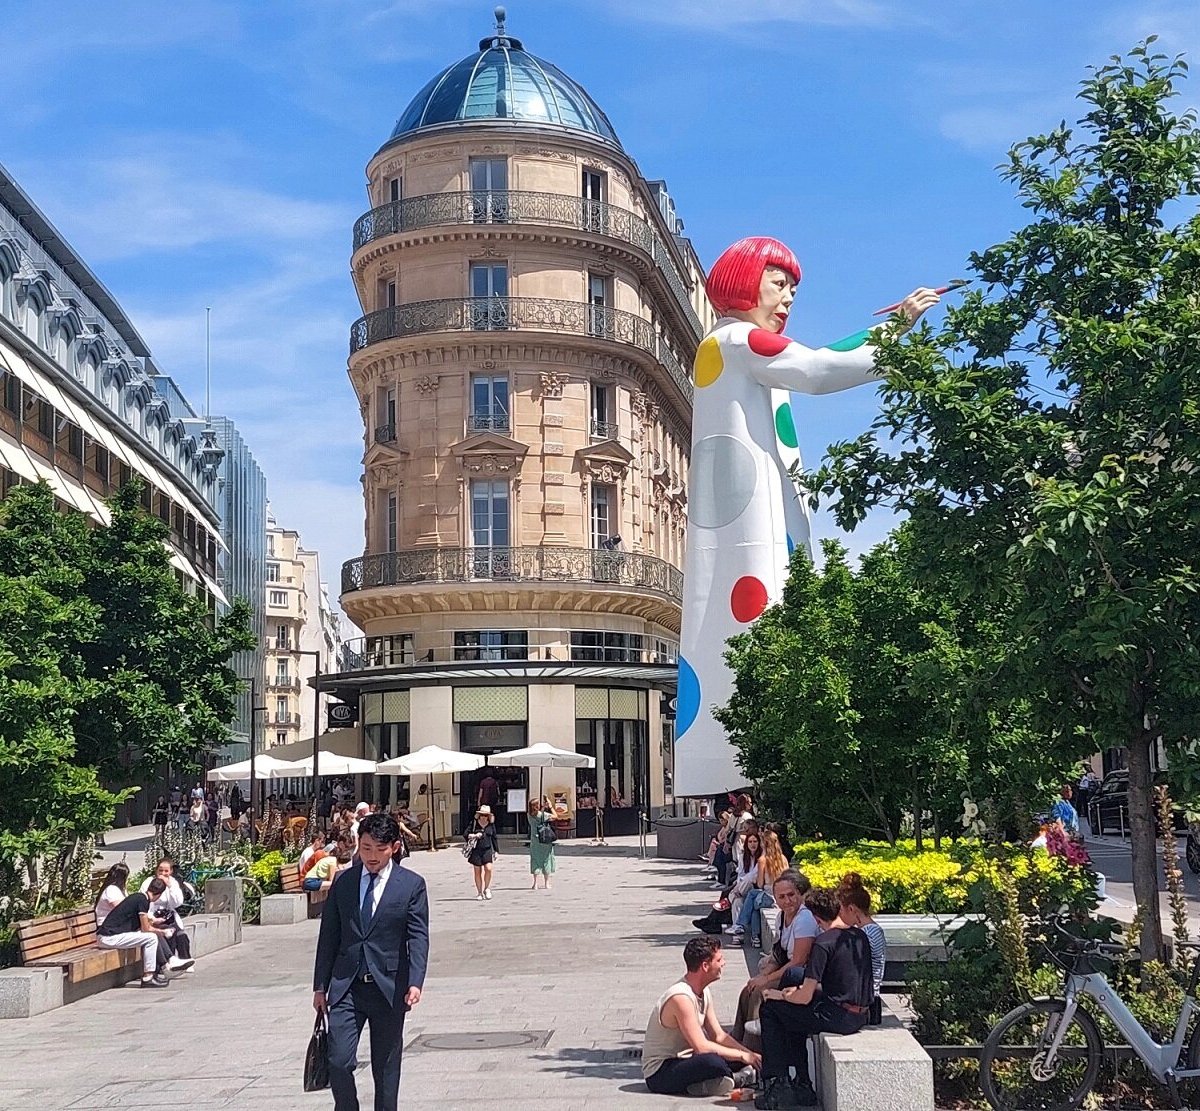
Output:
[[0, 481, 254, 911], [811, 43, 1200, 959]]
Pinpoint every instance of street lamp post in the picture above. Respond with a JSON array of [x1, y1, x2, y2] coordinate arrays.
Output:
[[296, 648, 324, 798], [240, 676, 266, 844]]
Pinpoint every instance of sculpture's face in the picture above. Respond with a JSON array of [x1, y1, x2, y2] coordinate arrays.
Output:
[[748, 266, 796, 333]]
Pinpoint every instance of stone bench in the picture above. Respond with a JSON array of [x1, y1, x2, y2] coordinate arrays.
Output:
[[260, 892, 308, 926], [816, 998, 933, 1110], [279, 862, 328, 919], [0, 908, 239, 1019], [757, 909, 935, 1109]]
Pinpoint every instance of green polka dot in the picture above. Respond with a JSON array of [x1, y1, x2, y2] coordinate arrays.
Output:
[[774, 403, 798, 449], [826, 328, 872, 352]]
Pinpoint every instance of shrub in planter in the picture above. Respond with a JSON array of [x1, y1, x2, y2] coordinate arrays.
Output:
[[249, 850, 286, 895]]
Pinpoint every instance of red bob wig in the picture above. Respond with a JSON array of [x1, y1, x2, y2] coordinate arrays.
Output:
[[705, 237, 802, 316]]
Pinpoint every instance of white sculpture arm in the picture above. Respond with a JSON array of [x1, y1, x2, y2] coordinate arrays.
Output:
[[742, 328, 881, 396]]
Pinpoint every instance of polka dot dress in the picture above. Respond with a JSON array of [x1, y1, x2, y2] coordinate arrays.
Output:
[[674, 319, 878, 796]]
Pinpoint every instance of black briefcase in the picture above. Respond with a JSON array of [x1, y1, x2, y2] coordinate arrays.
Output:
[[303, 1011, 330, 1091]]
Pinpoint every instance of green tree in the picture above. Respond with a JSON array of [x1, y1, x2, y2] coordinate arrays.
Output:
[[0, 487, 124, 907], [71, 482, 256, 781], [718, 535, 956, 843], [813, 43, 1200, 959]]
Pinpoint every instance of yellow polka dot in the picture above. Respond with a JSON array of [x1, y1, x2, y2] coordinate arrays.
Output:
[[693, 336, 723, 388]]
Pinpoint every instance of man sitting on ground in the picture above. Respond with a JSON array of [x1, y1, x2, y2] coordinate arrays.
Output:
[[642, 936, 761, 1098], [96, 876, 180, 988]]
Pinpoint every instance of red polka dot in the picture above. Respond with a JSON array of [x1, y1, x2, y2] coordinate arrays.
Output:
[[747, 328, 790, 357], [730, 576, 769, 623]]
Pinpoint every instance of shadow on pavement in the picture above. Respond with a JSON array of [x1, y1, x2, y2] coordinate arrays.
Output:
[[532, 1043, 644, 1082]]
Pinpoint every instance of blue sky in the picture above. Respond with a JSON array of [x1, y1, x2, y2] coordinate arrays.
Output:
[[2, 0, 1196, 617]]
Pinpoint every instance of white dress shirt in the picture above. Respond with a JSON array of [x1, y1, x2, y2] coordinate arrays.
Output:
[[358, 859, 392, 920]]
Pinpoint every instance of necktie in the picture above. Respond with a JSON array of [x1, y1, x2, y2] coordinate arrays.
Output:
[[361, 871, 378, 930]]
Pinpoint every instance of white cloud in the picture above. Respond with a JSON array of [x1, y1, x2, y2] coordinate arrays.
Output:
[[18, 136, 352, 261]]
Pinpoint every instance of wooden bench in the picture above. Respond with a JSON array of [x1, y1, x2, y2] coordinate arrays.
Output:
[[15, 908, 140, 1003], [280, 862, 328, 918]]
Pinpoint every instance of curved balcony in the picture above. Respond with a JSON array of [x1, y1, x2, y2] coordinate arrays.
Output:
[[353, 190, 702, 338], [341, 545, 683, 604], [349, 297, 692, 403]]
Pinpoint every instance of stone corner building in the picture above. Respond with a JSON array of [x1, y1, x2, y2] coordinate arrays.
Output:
[[331, 12, 710, 836]]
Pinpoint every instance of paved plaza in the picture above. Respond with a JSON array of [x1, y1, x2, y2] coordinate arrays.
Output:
[[0, 838, 753, 1111]]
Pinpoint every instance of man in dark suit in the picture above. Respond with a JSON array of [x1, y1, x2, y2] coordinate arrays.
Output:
[[313, 811, 430, 1111]]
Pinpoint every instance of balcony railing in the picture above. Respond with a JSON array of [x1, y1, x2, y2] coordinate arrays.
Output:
[[352, 190, 702, 338], [266, 677, 301, 692], [590, 418, 619, 439], [337, 626, 680, 673], [350, 297, 693, 403], [374, 422, 396, 444], [272, 713, 301, 726], [341, 545, 683, 603], [467, 412, 510, 433]]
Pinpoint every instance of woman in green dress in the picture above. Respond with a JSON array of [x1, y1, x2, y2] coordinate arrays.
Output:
[[527, 797, 557, 890]]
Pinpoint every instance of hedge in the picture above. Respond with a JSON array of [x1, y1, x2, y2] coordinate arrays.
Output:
[[791, 838, 1096, 915]]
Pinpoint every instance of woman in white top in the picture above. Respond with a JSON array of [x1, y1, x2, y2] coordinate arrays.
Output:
[[94, 862, 130, 927], [731, 870, 821, 1040], [725, 832, 763, 933], [139, 858, 192, 969]]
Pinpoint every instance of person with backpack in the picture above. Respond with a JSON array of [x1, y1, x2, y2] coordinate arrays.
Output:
[[527, 797, 557, 890]]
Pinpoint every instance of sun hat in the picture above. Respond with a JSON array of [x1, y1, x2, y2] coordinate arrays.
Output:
[[475, 804, 493, 817], [354, 802, 370, 816]]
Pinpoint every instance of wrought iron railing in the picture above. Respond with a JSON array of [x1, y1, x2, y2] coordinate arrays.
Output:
[[350, 297, 693, 403], [374, 422, 396, 444], [467, 412, 509, 433], [265, 677, 301, 692], [341, 545, 683, 602], [590, 418, 619, 439], [352, 190, 702, 338]]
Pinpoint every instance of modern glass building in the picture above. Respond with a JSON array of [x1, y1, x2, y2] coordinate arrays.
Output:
[[183, 414, 268, 757], [0, 161, 225, 600]]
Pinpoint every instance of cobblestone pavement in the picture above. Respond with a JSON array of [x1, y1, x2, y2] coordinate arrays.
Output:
[[0, 838, 756, 1110]]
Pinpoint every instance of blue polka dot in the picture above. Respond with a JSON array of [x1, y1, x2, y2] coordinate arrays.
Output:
[[676, 656, 701, 739], [787, 534, 796, 556]]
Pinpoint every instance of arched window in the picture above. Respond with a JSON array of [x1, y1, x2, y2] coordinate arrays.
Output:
[[0, 248, 13, 320]]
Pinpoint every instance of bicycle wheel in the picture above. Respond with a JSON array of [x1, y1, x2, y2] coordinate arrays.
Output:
[[240, 878, 263, 926], [980, 999, 1103, 1111], [1179, 1015, 1200, 1108]]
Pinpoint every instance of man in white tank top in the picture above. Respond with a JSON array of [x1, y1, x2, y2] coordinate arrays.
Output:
[[642, 937, 761, 1097]]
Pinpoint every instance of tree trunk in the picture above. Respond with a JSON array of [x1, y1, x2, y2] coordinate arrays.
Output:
[[913, 781, 924, 851], [1126, 733, 1164, 962]]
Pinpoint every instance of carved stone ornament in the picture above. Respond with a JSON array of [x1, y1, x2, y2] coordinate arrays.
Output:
[[465, 453, 516, 475], [414, 374, 439, 395], [479, 359, 497, 370], [539, 371, 565, 399]]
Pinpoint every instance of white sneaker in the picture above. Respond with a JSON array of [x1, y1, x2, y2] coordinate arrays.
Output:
[[484, 889, 492, 900], [476, 894, 484, 901], [723, 925, 744, 936]]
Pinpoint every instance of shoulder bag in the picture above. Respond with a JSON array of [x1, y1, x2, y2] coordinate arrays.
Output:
[[536, 816, 558, 845]]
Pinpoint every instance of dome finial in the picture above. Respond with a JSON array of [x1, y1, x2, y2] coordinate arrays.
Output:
[[480, 5, 521, 50]]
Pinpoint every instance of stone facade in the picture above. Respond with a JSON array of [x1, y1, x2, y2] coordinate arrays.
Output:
[[335, 23, 711, 832]]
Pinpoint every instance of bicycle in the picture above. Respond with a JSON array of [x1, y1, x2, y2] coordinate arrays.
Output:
[[980, 918, 1200, 1110], [180, 859, 263, 926]]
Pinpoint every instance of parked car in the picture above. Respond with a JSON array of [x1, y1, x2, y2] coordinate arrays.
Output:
[[1089, 770, 1187, 836]]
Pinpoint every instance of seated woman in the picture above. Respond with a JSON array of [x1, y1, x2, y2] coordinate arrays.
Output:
[[94, 862, 130, 928], [727, 830, 790, 947], [724, 831, 763, 937], [730, 870, 820, 1041], [754, 887, 874, 1109], [836, 872, 886, 1013], [139, 858, 195, 972], [303, 837, 352, 892]]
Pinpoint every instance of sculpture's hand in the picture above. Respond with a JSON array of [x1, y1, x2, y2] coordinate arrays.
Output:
[[895, 287, 941, 330]]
